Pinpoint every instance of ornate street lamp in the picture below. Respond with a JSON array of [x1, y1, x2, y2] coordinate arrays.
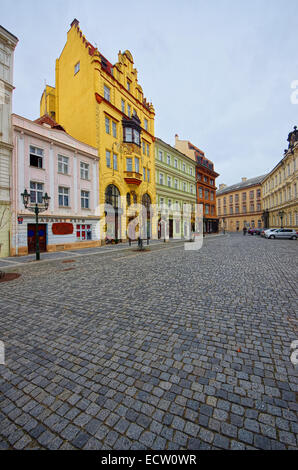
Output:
[[278, 210, 285, 229], [21, 189, 50, 260]]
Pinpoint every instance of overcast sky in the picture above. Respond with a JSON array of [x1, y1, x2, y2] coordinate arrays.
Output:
[[1, 0, 298, 185]]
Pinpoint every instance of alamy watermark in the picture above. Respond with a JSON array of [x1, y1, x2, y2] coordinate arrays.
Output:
[[290, 80, 298, 104], [0, 340, 4, 365], [96, 200, 204, 251], [290, 340, 298, 366]]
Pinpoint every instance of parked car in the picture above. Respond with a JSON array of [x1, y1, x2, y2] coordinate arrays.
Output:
[[265, 228, 297, 240], [261, 228, 277, 237]]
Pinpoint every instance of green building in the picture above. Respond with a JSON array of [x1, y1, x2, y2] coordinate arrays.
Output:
[[155, 137, 196, 238]]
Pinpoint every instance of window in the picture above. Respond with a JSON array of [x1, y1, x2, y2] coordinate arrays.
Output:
[[168, 199, 172, 208], [147, 169, 150, 182], [182, 163, 186, 172], [235, 194, 239, 202], [205, 204, 209, 215], [204, 176, 208, 183], [127, 104, 131, 117], [104, 85, 110, 101], [30, 145, 43, 168], [144, 118, 148, 131], [142, 141, 145, 155], [135, 157, 140, 173], [74, 62, 80, 74], [190, 185, 194, 194], [121, 99, 125, 113], [123, 127, 140, 145], [167, 154, 171, 165], [167, 176, 171, 187], [210, 192, 214, 201], [257, 203, 261, 211], [76, 224, 92, 241], [190, 167, 193, 176], [113, 153, 118, 170], [159, 173, 164, 185], [143, 168, 146, 180], [174, 179, 178, 189], [160, 197, 164, 207], [242, 192, 247, 201], [230, 195, 233, 203], [58, 187, 69, 207], [183, 182, 186, 192], [205, 189, 209, 199], [80, 162, 89, 179], [126, 157, 132, 172], [106, 150, 111, 168], [147, 144, 149, 156], [210, 179, 214, 185], [230, 206, 233, 214], [158, 150, 163, 161], [199, 188, 203, 198], [125, 127, 132, 142], [112, 122, 117, 138], [127, 80, 130, 91], [105, 116, 110, 134], [174, 159, 178, 169], [250, 190, 254, 199], [58, 155, 69, 174], [81, 190, 90, 209], [30, 182, 43, 204]]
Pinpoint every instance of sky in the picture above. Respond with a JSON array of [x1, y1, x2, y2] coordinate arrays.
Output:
[[1, 0, 298, 186]]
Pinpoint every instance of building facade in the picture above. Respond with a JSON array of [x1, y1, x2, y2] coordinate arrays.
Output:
[[262, 126, 298, 229], [40, 19, 156, 242], [155, 137, 196, 238], [216, 175, 266, 232], [11, 114, 100, 256], [174, 135, 219, 233], [0, 25, 18, 257]]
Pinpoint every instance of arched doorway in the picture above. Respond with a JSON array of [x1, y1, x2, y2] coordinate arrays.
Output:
[[105, 184, 120, 243]]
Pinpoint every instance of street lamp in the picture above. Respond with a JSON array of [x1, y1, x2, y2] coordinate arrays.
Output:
[[278, 210, 285, 229], [21, 189, 50, 260]]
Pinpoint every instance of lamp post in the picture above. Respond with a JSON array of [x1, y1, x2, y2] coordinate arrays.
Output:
[[278, 210, 285, 229], [21, 189, 50, 260]]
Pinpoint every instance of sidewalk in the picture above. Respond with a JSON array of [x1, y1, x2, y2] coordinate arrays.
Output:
[[0, 233, 226, 270]]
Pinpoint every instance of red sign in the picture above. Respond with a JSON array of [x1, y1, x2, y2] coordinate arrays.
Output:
[[52, 223, 73, 235], [18, 217, 23, 224]]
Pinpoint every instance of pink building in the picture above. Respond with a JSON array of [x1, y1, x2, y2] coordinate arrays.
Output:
[[11, 114, 100, 256]]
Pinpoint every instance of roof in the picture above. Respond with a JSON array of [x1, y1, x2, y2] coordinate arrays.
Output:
[[34, 114, 66, 132], [0, 25, 18, 43], [155, 137, 196, 166], [216, 174, 267, 195]]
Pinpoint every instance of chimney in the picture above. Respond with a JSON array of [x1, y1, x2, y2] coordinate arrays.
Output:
[[71, 18, 79, 28], [241, 177, 247, 182], [219, 184, 227, 190]]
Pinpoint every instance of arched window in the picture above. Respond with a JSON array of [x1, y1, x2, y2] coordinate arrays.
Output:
[[105, 184, 120, 209]]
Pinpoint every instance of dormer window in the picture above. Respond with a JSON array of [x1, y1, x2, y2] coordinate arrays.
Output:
[[122, 114, 141, 147]]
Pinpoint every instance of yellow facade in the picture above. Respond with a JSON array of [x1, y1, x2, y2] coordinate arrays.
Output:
[[216, 176, 265, 232], [40, 19, 156, 241], [262, 134, 298, 229]]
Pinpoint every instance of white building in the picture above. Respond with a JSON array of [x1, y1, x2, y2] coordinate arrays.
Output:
[[0, 25, 18, 257], [11, 114, 101, 256]]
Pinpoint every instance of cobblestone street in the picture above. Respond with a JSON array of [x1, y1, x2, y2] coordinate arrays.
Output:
[[0, 234, 297, 450]]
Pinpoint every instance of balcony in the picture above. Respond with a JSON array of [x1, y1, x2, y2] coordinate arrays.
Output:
[[124, 171, 142, 186]]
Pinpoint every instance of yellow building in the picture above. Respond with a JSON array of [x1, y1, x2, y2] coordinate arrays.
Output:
[[40, 19, 156, 242], [216, 175, 266, 232], [262, 127, 298, 229]]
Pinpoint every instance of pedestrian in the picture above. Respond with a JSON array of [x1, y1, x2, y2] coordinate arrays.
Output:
[[243, 226, 247, 236], [236, 226, 239, 232]]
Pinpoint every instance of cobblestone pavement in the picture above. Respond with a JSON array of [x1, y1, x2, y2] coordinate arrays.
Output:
[[0, 234, 297, 450]]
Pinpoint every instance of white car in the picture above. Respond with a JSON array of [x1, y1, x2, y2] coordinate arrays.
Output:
[[265, 228, 297, 240]]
